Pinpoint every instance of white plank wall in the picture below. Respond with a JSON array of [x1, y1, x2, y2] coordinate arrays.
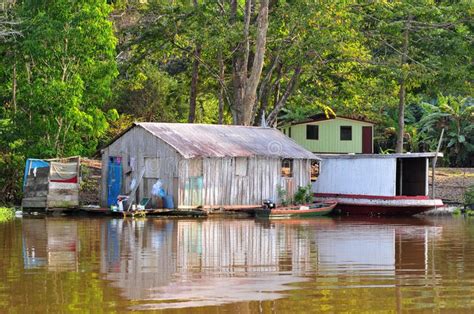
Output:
[[312, 158, 397, 196]]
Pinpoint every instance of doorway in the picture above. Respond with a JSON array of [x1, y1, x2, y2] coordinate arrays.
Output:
[[107, 157, 123, 206], [362, 126, 373, 154]]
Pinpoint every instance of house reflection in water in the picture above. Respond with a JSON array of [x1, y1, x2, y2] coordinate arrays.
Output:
[[100, 219, 177, 300], [315, 220, 442, 276], [21, 217, 443, 309], [22, 218, 78, 271]]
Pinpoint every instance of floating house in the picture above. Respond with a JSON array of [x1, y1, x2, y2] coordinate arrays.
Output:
[[312, 153, 444, 215], [280, 114, 375, 154], [21, 157, 81, 210], [100, 123, 316, 210]]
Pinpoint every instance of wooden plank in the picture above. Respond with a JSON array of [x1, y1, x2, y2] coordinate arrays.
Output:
[[24, 190, 48, 198], [22, 199, 47, 208], [24, 183, 49, 193], [49, 182, 79, 190]]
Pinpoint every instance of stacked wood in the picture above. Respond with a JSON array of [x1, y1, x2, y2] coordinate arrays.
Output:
[[79, 158, 102, 206]]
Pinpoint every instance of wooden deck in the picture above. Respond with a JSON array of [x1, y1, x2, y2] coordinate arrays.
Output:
[[79, 207, 208, 218]]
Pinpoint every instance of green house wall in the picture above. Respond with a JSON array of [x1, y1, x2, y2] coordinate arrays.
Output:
[[280, 118, 374, 153]]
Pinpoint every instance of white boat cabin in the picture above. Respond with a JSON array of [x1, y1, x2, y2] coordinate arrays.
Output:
[[312, 153, 443, 198]]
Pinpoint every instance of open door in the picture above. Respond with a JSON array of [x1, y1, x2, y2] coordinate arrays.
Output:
[[107, 157, 122, 206], [362, 126, 373, 154]]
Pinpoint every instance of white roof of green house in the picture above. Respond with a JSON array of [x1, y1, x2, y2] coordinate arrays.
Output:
[[280, 114, 375, 154]]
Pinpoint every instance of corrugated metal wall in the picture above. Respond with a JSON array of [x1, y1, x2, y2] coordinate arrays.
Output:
[[312, 158, 396, 196], [282, 118, 373, 153]]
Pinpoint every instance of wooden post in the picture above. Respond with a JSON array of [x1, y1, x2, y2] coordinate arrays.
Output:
[[431, 129, 444, 199], [399, 158, 403, 196]]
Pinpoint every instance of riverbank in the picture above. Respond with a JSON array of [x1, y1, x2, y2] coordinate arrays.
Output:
[[429, 168, 473, 204]]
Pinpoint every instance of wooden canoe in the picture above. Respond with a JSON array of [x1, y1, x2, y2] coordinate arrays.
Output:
[[255, 201, 337, 218]]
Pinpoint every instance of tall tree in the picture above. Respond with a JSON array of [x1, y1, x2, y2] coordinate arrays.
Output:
[[359, 0, 472, 152], [0, 0, 118, 157]]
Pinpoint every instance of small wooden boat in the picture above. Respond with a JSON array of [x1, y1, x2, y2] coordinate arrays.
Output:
[[255, 201, 337, 218]]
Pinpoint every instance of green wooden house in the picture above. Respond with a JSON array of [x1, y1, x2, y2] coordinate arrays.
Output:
[[280, 114, 375, 154]]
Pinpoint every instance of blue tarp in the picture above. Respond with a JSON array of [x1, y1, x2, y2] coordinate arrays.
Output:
[[23, 159, 49, 191]]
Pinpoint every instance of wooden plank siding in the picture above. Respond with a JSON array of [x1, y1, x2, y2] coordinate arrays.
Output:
[[101, 126, 182, 207], [22, 160, 81, 210], [281, 117, 374, 154], [312, 157, 397, 196]]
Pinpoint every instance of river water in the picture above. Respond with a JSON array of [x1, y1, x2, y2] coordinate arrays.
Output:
[[1, 216, 473, 312]]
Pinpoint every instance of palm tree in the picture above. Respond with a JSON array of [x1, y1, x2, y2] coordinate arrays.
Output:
[[419, 95, 473, 166]]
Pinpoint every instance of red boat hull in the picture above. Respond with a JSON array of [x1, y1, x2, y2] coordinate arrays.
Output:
[[315, 193, 443, 216]]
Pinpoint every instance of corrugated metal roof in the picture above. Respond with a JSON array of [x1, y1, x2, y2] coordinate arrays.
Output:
[[135, 122, 316, 159], [314, 152, 442, 159]]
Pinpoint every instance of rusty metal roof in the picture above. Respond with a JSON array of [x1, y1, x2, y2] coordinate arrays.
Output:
[[135, 123, 316, 159]]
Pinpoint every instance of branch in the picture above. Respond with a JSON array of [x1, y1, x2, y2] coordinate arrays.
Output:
[[266, 65, 302, 126]]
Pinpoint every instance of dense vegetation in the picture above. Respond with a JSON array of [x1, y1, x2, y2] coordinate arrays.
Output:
[[0, 0, 472, 204]]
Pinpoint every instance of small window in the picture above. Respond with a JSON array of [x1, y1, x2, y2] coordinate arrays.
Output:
[[288, 127, 292, 138], [306, 125, 319, 140], [281, 159, 293, 177], [340, 126, 352, 141], [235, 157, 247, 176], [311, 160, 320, 182]]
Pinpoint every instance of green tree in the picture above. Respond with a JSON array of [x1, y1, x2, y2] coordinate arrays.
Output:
[[0, 0, 118, 203], [1, 0, 118, 158], [419, 95, 473, 166], [359, 0, 472, 153]]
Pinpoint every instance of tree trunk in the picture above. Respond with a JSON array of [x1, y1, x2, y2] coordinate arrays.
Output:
[[396, 17, 411, 153], [12, 62, 16, 114], [218, 51, 225, 124], [188, 43, 201, 123], [231, 0, 269, 126], [241, 0, 269, 125], [188, 0, 201, 123]]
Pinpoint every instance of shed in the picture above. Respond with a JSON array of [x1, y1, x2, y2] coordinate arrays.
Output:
[[100, 123, 317, 210], [22, 157, 81, 210], [280, 114, 375, 154]]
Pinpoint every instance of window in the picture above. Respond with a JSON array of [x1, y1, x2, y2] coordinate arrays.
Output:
[[311, 160, 320, 182], [235, 157, 248, 176], [340, 126, 352, 141], [306, 125, 319, 140], [281, 159, 293, 177]]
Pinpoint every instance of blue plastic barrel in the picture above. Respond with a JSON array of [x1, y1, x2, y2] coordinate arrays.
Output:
[[163, 195, 174, 209]]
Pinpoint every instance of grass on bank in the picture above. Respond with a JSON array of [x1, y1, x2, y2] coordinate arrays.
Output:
[[0, 207, 15, 222]]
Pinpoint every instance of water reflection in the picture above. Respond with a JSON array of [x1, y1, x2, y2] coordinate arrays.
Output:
[[16, 216, 448, 310], [22, 218, 78, 271]]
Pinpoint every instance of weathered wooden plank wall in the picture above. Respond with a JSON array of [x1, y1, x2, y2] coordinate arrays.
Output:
[[101, 126, 181, 207], [101, 125, 314, 209]]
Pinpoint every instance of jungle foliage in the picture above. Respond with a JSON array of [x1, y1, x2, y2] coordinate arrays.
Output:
[[0, 0, 472, 204]]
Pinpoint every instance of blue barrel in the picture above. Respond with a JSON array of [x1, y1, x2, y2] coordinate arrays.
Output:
[[163, 195, 174, 209]]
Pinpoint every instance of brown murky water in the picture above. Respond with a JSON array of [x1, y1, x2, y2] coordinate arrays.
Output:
[[1, 216, 474, 313]]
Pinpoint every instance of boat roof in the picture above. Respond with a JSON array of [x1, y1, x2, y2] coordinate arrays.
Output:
[[314, 152, 443, 160]]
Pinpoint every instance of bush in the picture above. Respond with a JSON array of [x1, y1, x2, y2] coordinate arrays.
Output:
[[0, 207, 15, 222], [294, 184, 313, 205], [465, 185, 474, 208]]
